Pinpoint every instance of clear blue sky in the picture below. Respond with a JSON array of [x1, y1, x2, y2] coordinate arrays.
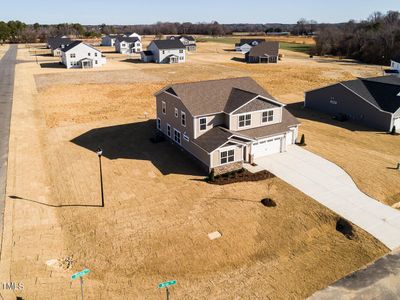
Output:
[[1, 0, 399, 25]]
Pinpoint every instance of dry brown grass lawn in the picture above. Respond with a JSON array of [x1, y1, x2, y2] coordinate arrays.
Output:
[[0, 42, 394, 299]]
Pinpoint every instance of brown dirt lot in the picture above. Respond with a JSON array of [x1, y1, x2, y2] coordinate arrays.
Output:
[[0, 42, 393, 299]]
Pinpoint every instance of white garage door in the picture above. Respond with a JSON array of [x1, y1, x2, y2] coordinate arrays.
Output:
[[252, 137, 282, 158], [395, 118, 400, 133]]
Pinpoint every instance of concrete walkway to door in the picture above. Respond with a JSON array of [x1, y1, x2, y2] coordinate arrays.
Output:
[[256, 145, 400, 250]]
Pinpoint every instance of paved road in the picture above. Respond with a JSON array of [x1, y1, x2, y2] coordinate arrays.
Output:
[[0, 45, 18, 253], [256, 145, 400, 250], [309, 249, 400, 299]]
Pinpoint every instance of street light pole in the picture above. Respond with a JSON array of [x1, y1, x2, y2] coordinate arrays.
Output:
[[96, 147, 104, 207], [80, 276, 84, 300]]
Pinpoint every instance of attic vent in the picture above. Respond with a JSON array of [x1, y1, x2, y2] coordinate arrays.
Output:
[[166, 88, 177, 96]]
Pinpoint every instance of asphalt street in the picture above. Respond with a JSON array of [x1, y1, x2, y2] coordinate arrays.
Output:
[[0, 45, 18, 255]]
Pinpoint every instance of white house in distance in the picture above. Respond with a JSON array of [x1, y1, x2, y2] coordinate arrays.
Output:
[[101, 32, 142, 46], [235, 39, 266, 54], [115, 37, 142, 54], [141, 40, 186, 64], [61, 41, 106, 69]]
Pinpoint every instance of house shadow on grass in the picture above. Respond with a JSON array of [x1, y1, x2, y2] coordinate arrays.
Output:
[[121, 58, 144, 64], [231, 57, 246, 63], [286, 101, 377, 132], [70, 120, 205, 176], [40, 62, 65, 69]]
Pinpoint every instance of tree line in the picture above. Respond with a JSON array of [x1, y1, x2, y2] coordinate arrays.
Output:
[[0, 20, 318, 44], [315, 11, 400, 64]]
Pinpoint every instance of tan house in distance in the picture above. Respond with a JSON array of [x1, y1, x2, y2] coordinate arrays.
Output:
[[155, 77, 300, 175]]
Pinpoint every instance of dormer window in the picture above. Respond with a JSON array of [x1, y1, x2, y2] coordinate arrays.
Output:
[[199, 118, 207, 131], [238, 114, 251, 127]]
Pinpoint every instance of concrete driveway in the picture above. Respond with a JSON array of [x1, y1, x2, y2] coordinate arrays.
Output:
[[256, 145, 400, 250]]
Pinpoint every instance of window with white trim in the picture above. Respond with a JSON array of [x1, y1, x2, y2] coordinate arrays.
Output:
[[162, 101, 166, 114], [157, 118, 161, 129], [262, 110, 274, 123], [174, 129, 181, 144], [174, 108, 178, 118], [220, 149, 235, 164], [167, 124, 171, 137], [181, 111, 186, 127], [199, 118, 207, 131], [238, 114, 251, 127], [95, 52, 98, 57], [70, 53, 76, 58], [183, 133, 189, 142]]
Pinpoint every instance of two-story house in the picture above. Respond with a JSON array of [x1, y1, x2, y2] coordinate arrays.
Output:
[[141, 40, 186, 64], [168, 35, 197, 51], [155, 77, 300, 175], [235, 39, 266, 54], [115, 37, 142, 54], [61, 41, 107, 69]]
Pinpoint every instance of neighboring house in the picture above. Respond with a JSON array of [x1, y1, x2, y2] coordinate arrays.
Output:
[[101, 32, 142, 47], [115, 37, 142, 54], [305, 76, 400, 132], [235, 39, 265, 54], [46, 35, 68, 48], [141, 40, 186, 64], [101, 34, 123, 46], [155, 77, 300, 175], [47, 37, 71, 56], [245, 41, 279, 63], [61, 41, 106, 69], [168, 35, 196, 51]]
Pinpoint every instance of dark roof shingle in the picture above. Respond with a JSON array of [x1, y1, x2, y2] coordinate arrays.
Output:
[[341, 76, 400, 113], [151, 40, 185, 50], [247, 41, 279, 58], [166, 77, 277, 116]]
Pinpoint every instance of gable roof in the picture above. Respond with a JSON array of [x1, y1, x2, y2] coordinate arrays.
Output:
[[61, 41, 100, 53], [247, 41, 279, 58], [236, 39, 265, 47], [116, 37, 140, 43], [151, 39, 185, 50], [159, 77, 278, 116], [194, 127, 234, 152], [341, 76, 400, 113], [47, 37, 71, 50], [232, 109, 300, 139]]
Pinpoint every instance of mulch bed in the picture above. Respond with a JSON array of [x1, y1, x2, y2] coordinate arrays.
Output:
[[206, 169, 275, 185]]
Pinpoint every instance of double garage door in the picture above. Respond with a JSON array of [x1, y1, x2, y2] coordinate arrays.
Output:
[[252, 137, 282, 158]]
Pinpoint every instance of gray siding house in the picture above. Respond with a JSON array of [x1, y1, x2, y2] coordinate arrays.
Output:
[[141, 40, 186, 63], [155, 77, 300, 175], [245, 41, 279, 63], [305, 76, 400, 132], [168, 35, 196, 51]]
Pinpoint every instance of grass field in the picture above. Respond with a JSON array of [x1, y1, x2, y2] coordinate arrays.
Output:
[[198, 35, 315, 53], [0, 40, 395, 299]]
